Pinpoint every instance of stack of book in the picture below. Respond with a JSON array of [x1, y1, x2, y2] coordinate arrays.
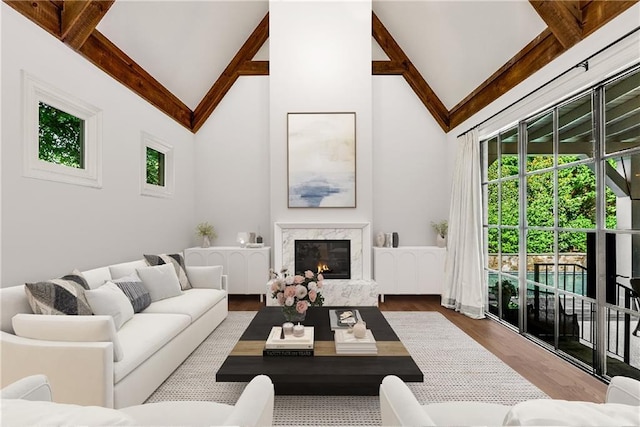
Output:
[[329, 309, 361, 330], [334, 328, 378, 355], [263, 326, 314, 356]]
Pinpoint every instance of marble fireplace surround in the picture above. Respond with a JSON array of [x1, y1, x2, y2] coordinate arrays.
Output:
[[273, 222, 372, 280]]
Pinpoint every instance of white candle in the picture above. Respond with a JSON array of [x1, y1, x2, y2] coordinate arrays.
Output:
[[293, 323, 304, 337], [282, 322, 294, 335]]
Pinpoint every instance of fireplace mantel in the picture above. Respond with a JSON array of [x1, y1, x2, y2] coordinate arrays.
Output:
[[274, 222, 372, 280]]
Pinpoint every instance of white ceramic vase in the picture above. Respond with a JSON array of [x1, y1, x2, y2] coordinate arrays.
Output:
[[436, 234, 446, 248]]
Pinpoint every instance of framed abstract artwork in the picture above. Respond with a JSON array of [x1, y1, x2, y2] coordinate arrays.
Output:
[[287, 112, 356, 208]]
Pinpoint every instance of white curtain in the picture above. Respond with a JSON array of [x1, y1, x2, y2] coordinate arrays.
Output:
[[441, 129, 485, 319]]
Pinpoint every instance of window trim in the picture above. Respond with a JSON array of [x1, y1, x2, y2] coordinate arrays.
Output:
[[22, 71, 102, 188], [141, 132, 174, 198]]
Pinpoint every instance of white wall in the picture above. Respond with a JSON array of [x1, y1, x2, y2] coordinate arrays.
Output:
[[269, 0, 373, 231], [193, 2, 451, 250], [1, 4, 196, 287], [372, 76, 449, 246], [194, 76, 271, 247]]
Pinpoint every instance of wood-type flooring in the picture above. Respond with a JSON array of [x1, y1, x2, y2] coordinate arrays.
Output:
[[228, 294, 608, 402]]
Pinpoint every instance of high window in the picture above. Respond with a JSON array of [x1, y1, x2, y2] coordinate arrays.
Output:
[[481, 66, 640, 381], [141, 132, 173, 198], [23, 72, 102, 187]]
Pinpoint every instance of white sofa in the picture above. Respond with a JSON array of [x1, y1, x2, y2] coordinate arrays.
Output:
[[1, 374, 274, 426], [380, 374, 640, 426], [0, 258, 228, 409]]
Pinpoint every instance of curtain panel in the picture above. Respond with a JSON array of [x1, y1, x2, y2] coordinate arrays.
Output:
[[441, 129, 485, 319]]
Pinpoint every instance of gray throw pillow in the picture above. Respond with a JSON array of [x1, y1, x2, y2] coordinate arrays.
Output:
[[111, 273, 151, 313], [24, 273, 92, 315]]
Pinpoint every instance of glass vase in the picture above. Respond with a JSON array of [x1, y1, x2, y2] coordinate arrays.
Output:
[[282, 306, 306, 323]]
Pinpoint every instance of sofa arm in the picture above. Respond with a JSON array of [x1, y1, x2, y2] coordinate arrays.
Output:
[[379, 375, 436, 426], [224, 375, 274, 426], [1, 375, 52, 401], [12, 314, 123, 362], [606, 376, 640, 405], [185, 265, 227, 291], [1, 331, 114, 408]]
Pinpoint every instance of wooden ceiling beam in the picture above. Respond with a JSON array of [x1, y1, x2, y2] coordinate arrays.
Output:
[[450, 29, 564, 130], [581, 0, 639, 38], [192, 13, 269, 133], [78, 30, 192, 129], [451, 1, 637, 132], [372, 60, 406, 75], [61, 0, 115, 50], [372, 12, 449, 131], [3, 0, 61, 38], [237, 60, 269, 76], [529, 0, 583, 48]]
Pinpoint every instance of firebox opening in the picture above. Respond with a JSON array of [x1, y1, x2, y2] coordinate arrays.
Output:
[[294, 239, 351, 280]]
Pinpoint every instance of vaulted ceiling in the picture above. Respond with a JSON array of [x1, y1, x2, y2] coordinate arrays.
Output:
[[4, 0, 638, 133]]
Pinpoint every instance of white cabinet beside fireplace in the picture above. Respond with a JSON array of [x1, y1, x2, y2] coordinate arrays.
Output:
[[373, 246, 446, 299], [184, 247, 270, 299]]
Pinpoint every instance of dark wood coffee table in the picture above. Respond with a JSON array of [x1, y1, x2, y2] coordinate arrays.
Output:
[[216, 306, 423, 395]]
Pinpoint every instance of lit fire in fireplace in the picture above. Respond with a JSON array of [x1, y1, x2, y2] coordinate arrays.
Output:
[[317, 263, 330, 273]]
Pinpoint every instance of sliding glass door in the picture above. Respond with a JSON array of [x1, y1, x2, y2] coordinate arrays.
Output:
[[481, 66, 640, 380]]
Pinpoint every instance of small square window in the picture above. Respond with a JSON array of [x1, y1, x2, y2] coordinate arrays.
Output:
[[141, 132, 173, 198], [23, 71, 102, 188], [146, 147, 165, 186], [38, 102, 85, 169]]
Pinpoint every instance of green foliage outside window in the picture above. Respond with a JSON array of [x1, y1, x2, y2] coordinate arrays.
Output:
[[38, 102, 84, 169], [146, 147, 165, 186], [487, 155, 617, 253]]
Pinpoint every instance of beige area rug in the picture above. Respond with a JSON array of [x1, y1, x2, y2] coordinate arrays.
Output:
[[147, 311, 548, 426]]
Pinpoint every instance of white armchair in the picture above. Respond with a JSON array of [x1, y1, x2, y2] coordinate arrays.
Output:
[[380, 374, 640, 426], [379, 375, 511, 426], [1, 374, 274, 427]]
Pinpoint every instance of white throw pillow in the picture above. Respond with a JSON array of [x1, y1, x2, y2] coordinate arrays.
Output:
[[186, 265, 223, 289], [12, 313, 124, 362], [136, 264, 182, 302], [85, 282, 134, 329]]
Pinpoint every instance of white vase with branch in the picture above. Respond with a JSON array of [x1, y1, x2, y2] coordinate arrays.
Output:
[[431, 220, 448, 248], [196, 222, 217, 248]]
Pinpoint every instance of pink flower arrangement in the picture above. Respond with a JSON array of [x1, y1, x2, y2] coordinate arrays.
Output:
[[269, 267, 325, 314]]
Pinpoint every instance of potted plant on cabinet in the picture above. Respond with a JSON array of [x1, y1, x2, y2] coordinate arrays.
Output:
[[431, 220, 448, 247], [195, 222, 217, 248]]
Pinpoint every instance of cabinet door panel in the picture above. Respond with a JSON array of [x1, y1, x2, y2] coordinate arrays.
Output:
[[246, 251, 269, 294], [374, 250, 396, 294], [227, 251, 248, 294], [397, 251, 419, 294], [419, 250, 445, 294], [184, 250, 207, 266], [206, 252, 226, 268]]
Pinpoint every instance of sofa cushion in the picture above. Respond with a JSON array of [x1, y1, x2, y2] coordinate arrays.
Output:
[[141, 289, 227, 321], [24, 273, 92, 315], [136, 264, 182, 302], [0, 285, 33, 334], [120, 401, 234, 426], [1, 399, 135, 426], [109, 260, 148, 280], [81, 267, 112, 290], [12, 313, 124, 362], [112, 274, 151, 313], [114, 313, 191, 382], [425, 401, 511, 426], [503, 399, 640, 426], [144, 253, 192, 291], [85, 282, 134, 330]]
